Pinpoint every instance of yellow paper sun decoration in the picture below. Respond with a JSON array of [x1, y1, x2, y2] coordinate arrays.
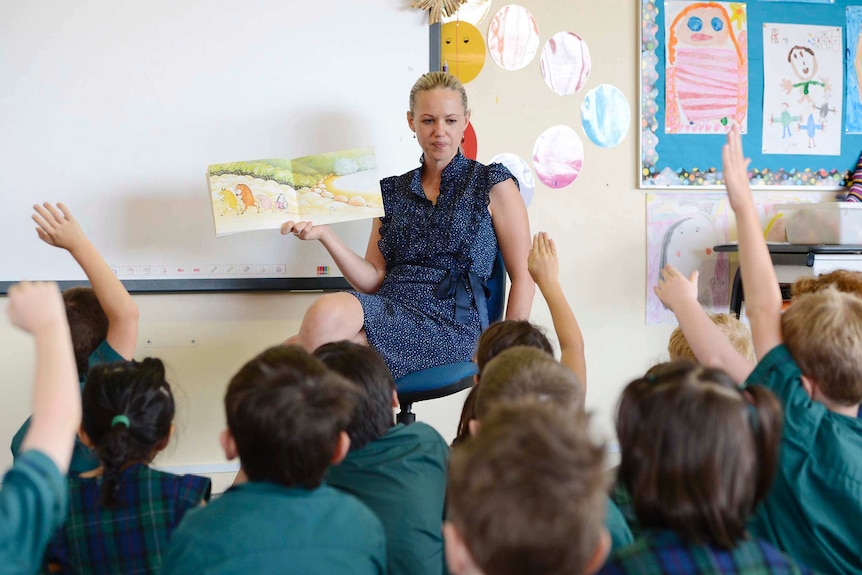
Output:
[[411, 0, 468, 24]]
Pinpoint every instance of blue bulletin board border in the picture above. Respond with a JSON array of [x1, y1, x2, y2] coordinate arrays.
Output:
[[640, 0, 859, 189]]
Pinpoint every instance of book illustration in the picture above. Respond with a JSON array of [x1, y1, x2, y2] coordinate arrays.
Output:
[[207, 147, 384, 237]]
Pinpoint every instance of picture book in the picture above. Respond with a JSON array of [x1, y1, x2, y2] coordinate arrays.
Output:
[[207, 147, 384, 237]]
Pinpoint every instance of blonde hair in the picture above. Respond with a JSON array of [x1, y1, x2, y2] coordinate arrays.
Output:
[[408, 71, 469, 116], [792, 269, 862, 299], [668, 313, 755, 363], [782, 287, 862, 405]]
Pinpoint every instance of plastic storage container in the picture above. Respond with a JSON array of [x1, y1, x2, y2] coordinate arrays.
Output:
[[777, 203, 862, 245]]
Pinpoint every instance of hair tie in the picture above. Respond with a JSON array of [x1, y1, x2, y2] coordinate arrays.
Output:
[[644, 373, 657, 384], [111, 415, 130, 428]]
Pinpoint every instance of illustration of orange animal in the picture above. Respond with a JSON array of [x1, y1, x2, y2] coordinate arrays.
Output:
[[234, 184, 260, 214]]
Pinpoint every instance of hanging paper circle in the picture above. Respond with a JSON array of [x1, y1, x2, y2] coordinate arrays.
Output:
[[540, 31, 592, 96], [462, 122, 478, 159], [490, 152, 535, 206], [442, 0, 492, 26], [487, 4, 540, 71], [532, 125, 584, 188], [441, 21, 486, 83], [581, 84, 631, 148]]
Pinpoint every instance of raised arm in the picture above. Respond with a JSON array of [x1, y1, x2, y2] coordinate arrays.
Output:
[[33, 203, 139, 359], [281, 219, 386, 294], [528, 232, 587, 389], [490, 179, 534, 320], [722, 126, 783, 358], [655, 264, 754, 383], [10, 282, 80, 472]]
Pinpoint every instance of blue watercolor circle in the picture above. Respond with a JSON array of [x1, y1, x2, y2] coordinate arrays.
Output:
[[580, 84, 631, 148]]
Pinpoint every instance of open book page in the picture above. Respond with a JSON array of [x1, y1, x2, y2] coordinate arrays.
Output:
[[208, 147, 384, 237]]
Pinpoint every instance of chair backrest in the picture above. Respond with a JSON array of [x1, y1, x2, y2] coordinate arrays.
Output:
[[486, 249, 506, 324]]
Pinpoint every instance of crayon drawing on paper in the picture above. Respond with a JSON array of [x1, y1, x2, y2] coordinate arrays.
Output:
[[664, 1, 748, 134], [846, 7, 862, 134]]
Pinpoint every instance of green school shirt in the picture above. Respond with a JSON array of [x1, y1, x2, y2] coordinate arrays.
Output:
[[0, 450, 66, 575], [326, 423, 449, 575], [160, 481, 387, 575], [10, 340, 124, 474], [744, 344, 862, 574], [606, 497, 634, 552]]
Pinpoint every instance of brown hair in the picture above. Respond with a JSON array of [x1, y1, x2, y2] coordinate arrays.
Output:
[[668, 313, 755, 363], [224, 345, 360, 488], [447, 401, 606, 575], [616, 361, 783, 549], [408, 71, 469, 116], [63, 286, 109, 377], [791, 269, 862, 299], [781, 287, 862, 405], [474, 347, 583, 421]]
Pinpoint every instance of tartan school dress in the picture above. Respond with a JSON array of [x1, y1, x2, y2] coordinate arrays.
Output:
[[597, 530, 817, 575], [45, 464, 211, 575]]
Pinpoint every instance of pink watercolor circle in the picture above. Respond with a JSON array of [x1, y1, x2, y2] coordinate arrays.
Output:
[[540, 31, 591, 96], [532, 125, 584, 188], [487, 4, 539, 71]]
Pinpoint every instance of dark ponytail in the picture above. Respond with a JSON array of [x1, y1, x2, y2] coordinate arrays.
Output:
[[82, 358, 175, 509]]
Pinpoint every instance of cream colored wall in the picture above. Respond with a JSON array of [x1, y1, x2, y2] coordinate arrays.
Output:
[[0, 0, 675, 475]]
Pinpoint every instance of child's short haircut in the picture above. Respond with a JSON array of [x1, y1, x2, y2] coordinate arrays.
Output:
[[82, 358, 175, 508], [475, 346, 583, 420], [667, 313, 755, 363], [447, 401, 606, 575], [63, 287, 109, 376], [781, 287, 862, 405], [791, 269, 862, 299], [617, 361, 783, 549], [225, 345, 360, 488], [313, 341, 395, 451], [474, 320, 553, 373]]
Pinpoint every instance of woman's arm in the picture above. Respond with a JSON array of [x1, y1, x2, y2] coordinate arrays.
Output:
[[281, 220, 387, 294], [489, 179, 534, 320]]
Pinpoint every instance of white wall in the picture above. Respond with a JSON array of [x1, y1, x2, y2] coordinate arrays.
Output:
[[0, 0, 676, 475]]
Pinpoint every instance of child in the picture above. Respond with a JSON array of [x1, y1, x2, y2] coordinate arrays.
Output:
[[44, 358, 211, 574], [316, 341, 449, 575], [470, 346, 634, 553], [446, 400, 610, 575], [1, 282, 79, 574], [722, 124, 862, 573], [598, 361, 814, 574], [667, 311, 754, 364], [12, 203, 139, 474], [160, 346, 387, 574]]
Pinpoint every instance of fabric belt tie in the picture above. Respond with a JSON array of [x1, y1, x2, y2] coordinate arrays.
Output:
[[435, 269, 490, 330]]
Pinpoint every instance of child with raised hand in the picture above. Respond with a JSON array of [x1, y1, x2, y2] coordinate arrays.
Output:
[[723, 124, 862, 574], [161, 346, 386, 575], [43, 358, 211, 575], [12, 202, 139, 474], [598, 361, 814, 575], [1, 282, 79, 573]]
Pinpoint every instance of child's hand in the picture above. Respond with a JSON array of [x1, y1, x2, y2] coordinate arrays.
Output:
[[721, 124, 754, 213], [7, 282, 67, 336], [528, 232, 558, 287], [280, 220, 330, 241], [33, 203, 88, 252], [654, 265, 699, 311]]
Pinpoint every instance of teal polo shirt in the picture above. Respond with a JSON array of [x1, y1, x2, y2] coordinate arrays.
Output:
[[326, 422, 449, 575], [161, 481, 386, 575], [0, 450, 66, 575], [11, 340, 124, 474], [744, 344, 862, 574], [606, 497, 634, 552]]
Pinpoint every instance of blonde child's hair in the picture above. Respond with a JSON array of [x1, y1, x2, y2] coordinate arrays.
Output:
[[782, 287, 862, 406], [408, 71, 469, 116], [668, 313, 755, 363], [791, 269, 862, 299]]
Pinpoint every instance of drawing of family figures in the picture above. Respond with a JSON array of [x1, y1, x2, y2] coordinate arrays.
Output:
[[770, 46, 836, 149]]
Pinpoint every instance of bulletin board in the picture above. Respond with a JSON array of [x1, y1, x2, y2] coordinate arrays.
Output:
[[640, 0, 862, 189]]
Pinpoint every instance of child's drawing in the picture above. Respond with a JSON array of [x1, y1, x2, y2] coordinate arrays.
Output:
[[664, 1, 748, 134], [207, 147, 383, 237], [845, 7, 862, 133], [647, 193, 729, 325], [762, 23, 842, 155]]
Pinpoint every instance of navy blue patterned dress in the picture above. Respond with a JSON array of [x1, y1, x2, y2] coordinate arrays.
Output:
[[352, 152, 515, 379]]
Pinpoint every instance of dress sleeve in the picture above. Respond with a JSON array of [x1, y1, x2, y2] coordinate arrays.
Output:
[[487, 163, 519, 190], [0, 450, 67, 574]]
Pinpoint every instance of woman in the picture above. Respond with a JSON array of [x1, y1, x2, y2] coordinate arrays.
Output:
[[282, 72, 533, 379]]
